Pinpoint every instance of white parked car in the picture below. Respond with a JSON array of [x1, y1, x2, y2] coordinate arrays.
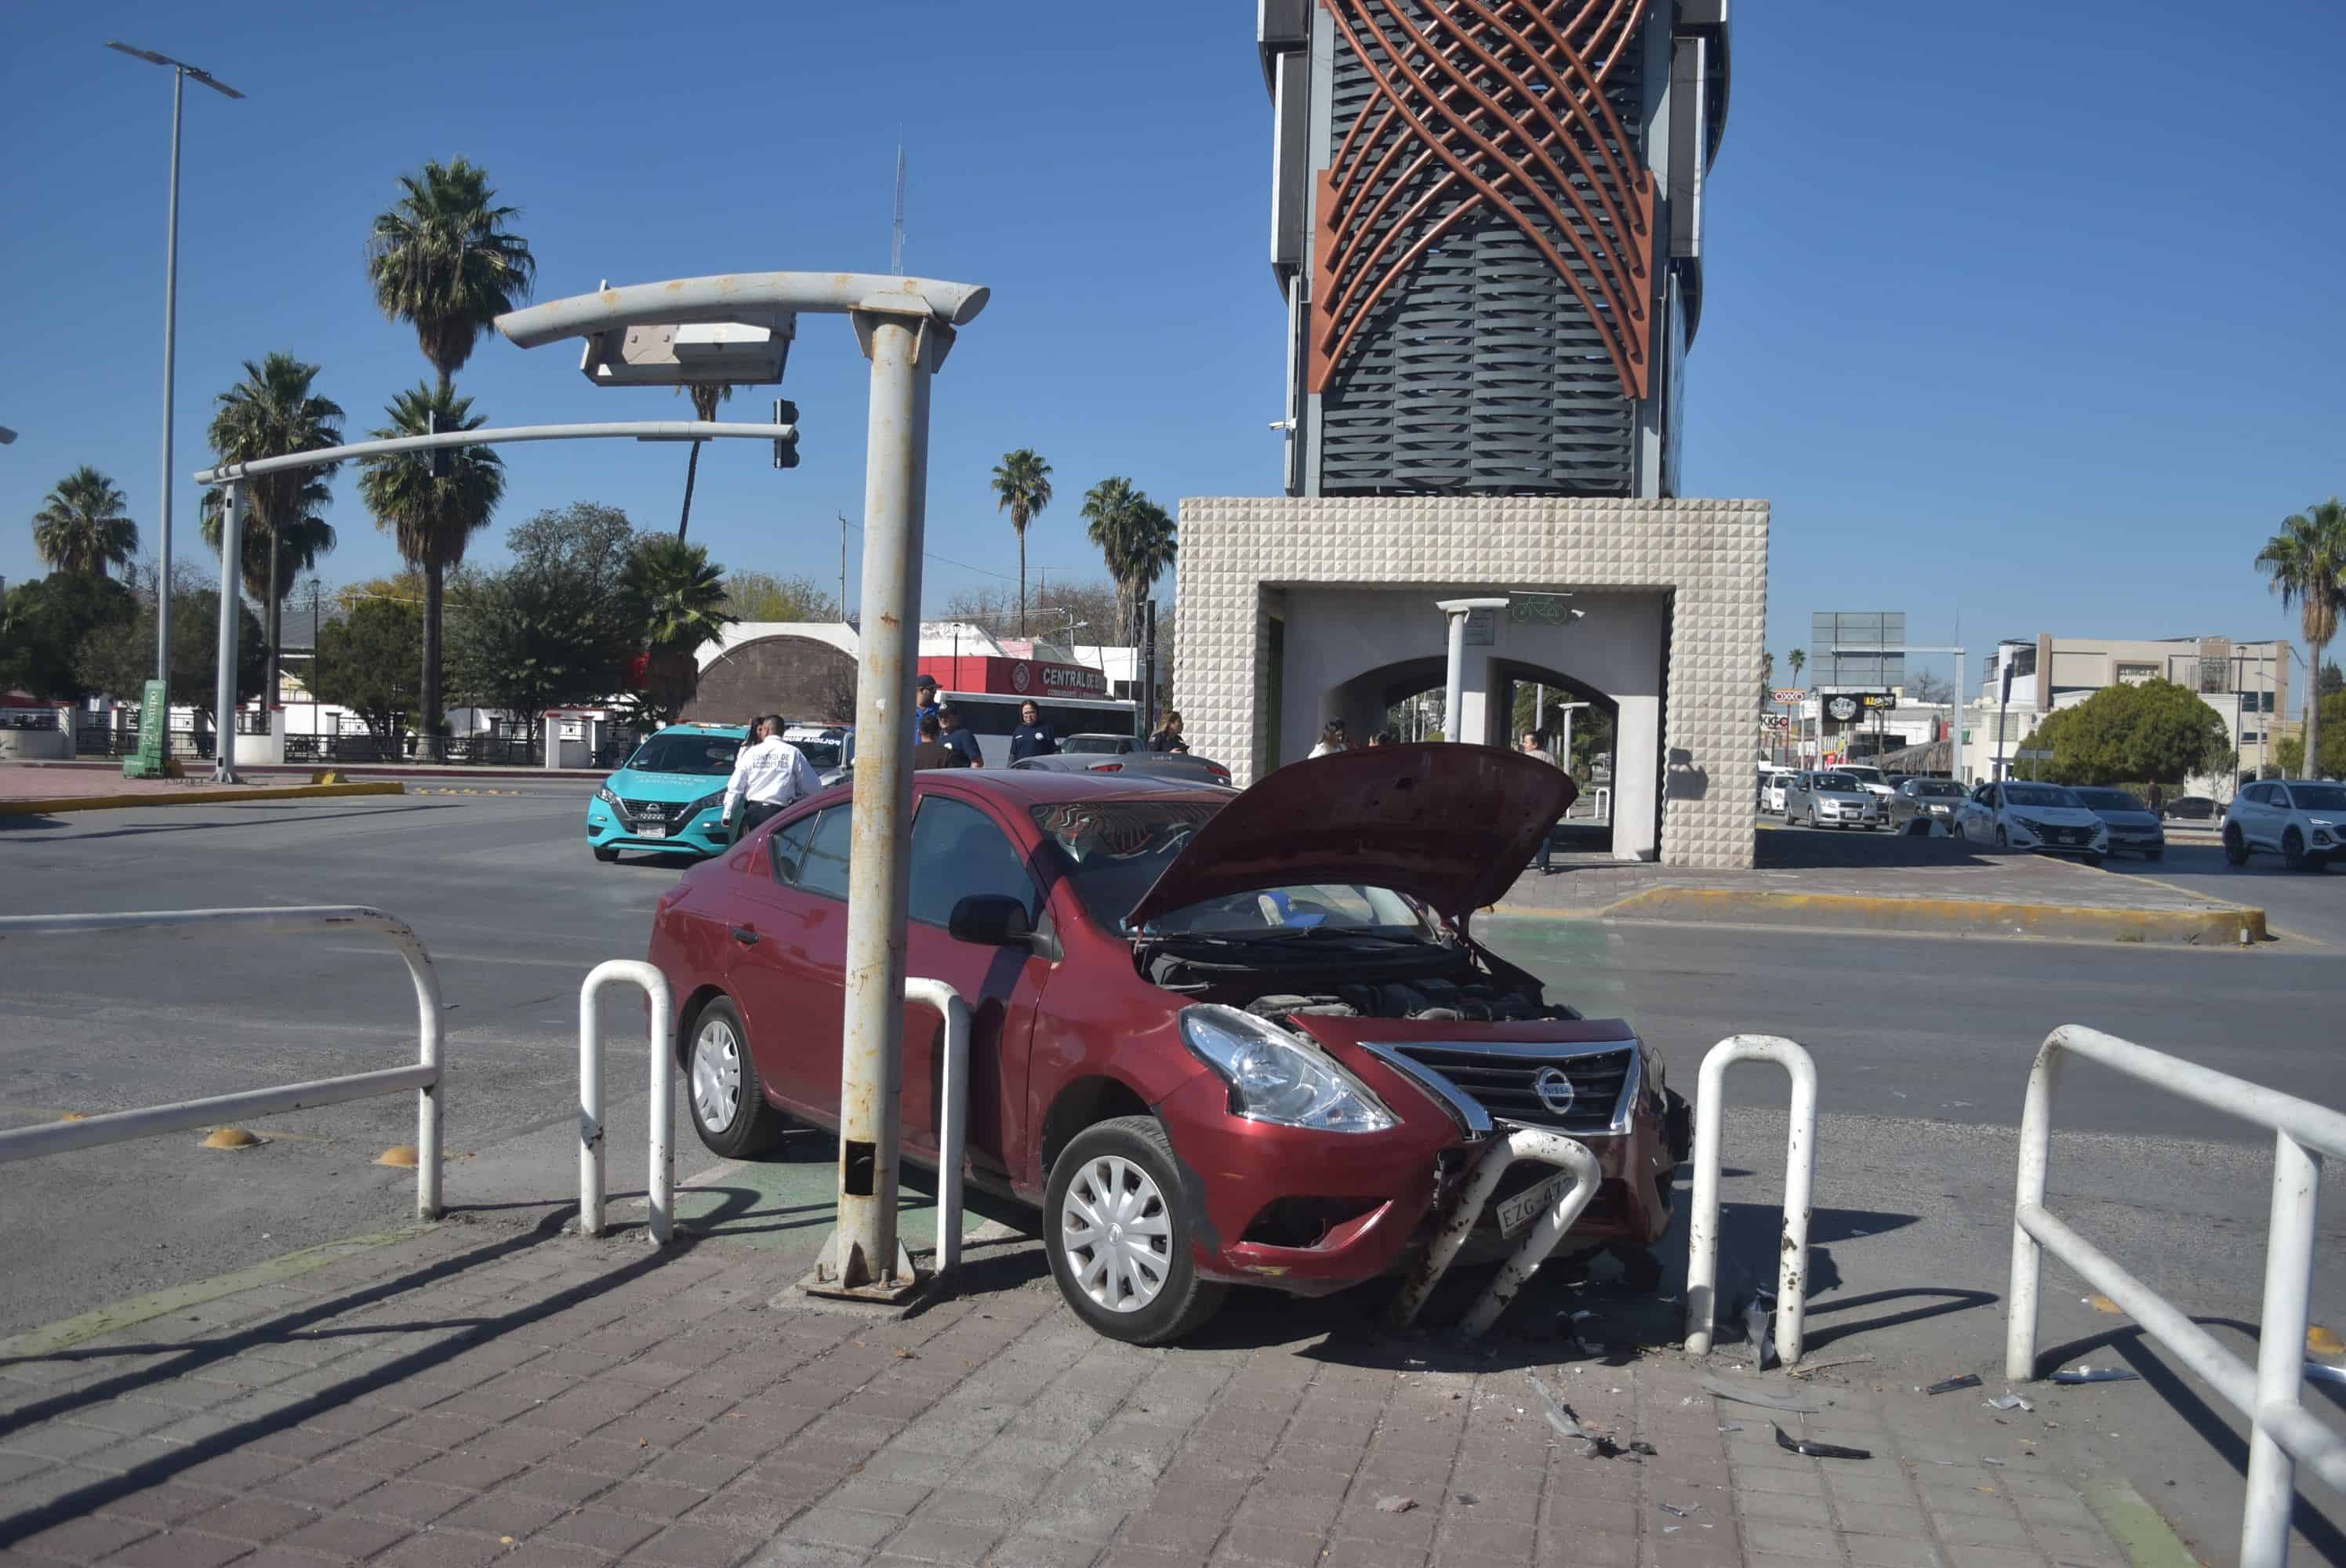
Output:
[[2222, 779, 2346, 872], [1784, 771, 1883, 830], [1834, 763, 1896, 807], [1759, 765, 1796, 814], [1953, 780, 2108, 864]]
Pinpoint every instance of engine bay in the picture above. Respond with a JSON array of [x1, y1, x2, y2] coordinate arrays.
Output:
[[1242, 979, 1582, 1026]]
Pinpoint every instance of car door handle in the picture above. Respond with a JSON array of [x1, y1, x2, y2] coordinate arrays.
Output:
[[730, 925, 759, 946]]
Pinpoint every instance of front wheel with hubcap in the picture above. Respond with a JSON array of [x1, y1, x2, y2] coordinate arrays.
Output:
[[684, 997, 789, 1159], [2282, 828, 2309, 872], [2224, 823, 2250, 865], [1045, 1116, 1224, 1345]]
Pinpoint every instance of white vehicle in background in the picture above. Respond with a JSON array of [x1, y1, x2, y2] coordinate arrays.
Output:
[[1834, 763, 1896, 807], [1758, 764, 1797, 814], [2222, 779, 2346, 872], [1953, 780, 2108, 864]]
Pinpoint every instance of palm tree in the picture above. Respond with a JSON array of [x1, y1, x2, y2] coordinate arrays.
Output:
[[623, 535, 735, 723], [1121, 498, 1177, 649], [989, 449, 1054, 636], [674, 384, 732, 542], [204, 354, 344, 705], [356, 384, 505, 736], [1081, 477, 1138, 645], [31, 467, 139, 576], [365, 158, 536, 397], [2257, 498, 2346, 779], [1788, 648, 1806, 681]]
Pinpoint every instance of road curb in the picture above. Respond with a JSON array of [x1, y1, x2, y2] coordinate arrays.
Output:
[[0, 781, 405, 815], [2081, 1476, 2203, 1568], [1581, 886, 2267, 945], [25, 760, 601, 781], [0, 1223, 434, 1359]]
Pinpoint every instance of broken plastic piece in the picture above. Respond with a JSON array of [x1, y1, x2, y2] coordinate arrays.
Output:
[[1717, 1423, 1745, 1432], [1770, 1421, 1872, 1461], [1926, 1374, 1983, 1396], [1661, 1502, 1699, 1518], [1375, 1495, 1418, 1514], [1629, 1440, 1658, 1457], [1701, 1374, 1822, 1414], [2305, 1364, 2345, 1387], [2050, 1366, 2141, 1385], [1744, 1290, 1778, 1371], [1985, 1394, 2033, 1412]]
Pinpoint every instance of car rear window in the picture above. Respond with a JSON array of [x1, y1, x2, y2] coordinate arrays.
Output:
[[1910, 779, 1966, 797], [2072, 788, 2147, 812]]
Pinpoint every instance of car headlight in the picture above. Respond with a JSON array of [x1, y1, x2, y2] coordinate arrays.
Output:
[[1178, 1005, 1396, 1133], [595, 786, 621, 808], [685, 789, 726, 819], [2010, 815, 2042, 834]]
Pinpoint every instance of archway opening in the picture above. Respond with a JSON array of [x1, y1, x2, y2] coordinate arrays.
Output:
[[1491, 660, 1619, 858]]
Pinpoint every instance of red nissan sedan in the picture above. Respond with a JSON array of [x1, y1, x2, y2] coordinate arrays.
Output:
[[647, 743, 1689, 1344]]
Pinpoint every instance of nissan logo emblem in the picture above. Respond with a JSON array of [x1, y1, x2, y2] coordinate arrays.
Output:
[[1532, 1066, 1576, 1116]]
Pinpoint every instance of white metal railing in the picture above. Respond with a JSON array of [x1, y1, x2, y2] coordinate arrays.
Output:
[[0, 906, 445, 1218], [2006, 1025, 2346, 1568], [906, 978, 972, 1273], [1389, 1126, 1603, 1336], [1684, 1034, 1818, 1366], [577, 960, 674, 1245]]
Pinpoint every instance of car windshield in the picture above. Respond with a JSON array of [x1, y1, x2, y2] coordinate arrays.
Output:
[[1062, 735, 1124, 753], [624, 732, 742, 775], [2003, 783, 2081, 808], [1813, 774, 1862, 792], [1839, 767, 1884, 783], [2289, 784, 2346, 812], [1909, 779, 1966, 797], [1027, 800, 1432, 939], [2072, 788, 2147, 812]]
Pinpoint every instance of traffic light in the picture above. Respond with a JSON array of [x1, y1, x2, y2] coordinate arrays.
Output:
[[772, 399, 799, 470]]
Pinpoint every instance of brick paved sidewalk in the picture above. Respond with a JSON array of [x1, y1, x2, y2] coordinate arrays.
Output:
[[0, 1215, 2139, 1568]]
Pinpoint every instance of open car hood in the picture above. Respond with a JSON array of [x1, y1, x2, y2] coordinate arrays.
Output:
[[1124, 742, 1575, 929]]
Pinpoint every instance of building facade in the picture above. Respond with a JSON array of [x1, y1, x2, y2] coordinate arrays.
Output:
[[1177, 2, 1761, 869], [1963, 634, 2293, 793]]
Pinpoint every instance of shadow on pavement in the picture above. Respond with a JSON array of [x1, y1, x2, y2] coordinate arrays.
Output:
[[27, 801, 457, 842], [0, 1210, 696, 1550], [1756, 827, 2003, 872]]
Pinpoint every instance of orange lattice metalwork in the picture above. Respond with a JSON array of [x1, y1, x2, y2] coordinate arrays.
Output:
[[1311, 0, 1655, 400]]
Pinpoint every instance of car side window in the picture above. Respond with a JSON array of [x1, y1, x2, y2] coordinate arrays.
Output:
[[791, 807, 855, 902], [910, 797, 1039, 928], [767, 810, 822, 888], [2242, 784, 2266, 807]]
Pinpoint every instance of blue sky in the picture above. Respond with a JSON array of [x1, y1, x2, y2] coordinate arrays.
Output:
[[5, 1, 2343, 697]]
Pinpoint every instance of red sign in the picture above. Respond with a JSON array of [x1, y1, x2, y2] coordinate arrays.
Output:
[[918, 655, 1108, 699]]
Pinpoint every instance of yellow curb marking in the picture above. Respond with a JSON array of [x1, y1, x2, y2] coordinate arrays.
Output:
[[200, 1127, 263, 1151], [1580, 886, 2268, 945], [0, 782, 404, 815]]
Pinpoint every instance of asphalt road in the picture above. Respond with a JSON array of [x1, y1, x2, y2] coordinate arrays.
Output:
[[2099, 839, 2346, 946], [0, 791, 2337, 1301]]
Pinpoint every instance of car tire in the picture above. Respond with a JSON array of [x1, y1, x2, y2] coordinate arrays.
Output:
[[683, 997, 790, 1160], [1044, 1116, 1224, 1346], [1952, 819, 1967, 842], [1996, 826, 2009, 849], [2282, 829, 2308, 873], [2224, 823, 2249, 865], [592, 844, 620, 862], [2083, 853, 2104, 869], [2145, 848, 2164, 862]]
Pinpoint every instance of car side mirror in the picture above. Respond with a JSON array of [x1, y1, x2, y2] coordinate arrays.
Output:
[[949, 894, 1033, 949]]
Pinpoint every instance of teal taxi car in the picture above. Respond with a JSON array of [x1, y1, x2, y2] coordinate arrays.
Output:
[[586, 722, 747, 862]]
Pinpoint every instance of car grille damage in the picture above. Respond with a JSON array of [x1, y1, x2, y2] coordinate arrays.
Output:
[[1390, 1044, 1636, 1134]]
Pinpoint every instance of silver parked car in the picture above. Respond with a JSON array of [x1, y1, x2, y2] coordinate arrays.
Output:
[[2069, 786, 2166, 861], [1784, 771, 1883, 830], [1888, 776, 1969, 833]]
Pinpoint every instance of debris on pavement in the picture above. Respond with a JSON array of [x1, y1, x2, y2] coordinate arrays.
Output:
[[1770, 1421, 1873, 1461], [1789, 1354, 1874, 1378], [2303, 1363, 2345, 1387], [2052, 1365, 2142, 1384], [1701, 1374, 1823, 1414], [1375, 1495, 1418, 1514], [1743, 1289, 1779, 1370], [1985, 1393, 2034, 1412], [1926, 1373, 1983, 1396], [1527, 1372, 1650, 1460], [1661, 1502, 1698, 1518]]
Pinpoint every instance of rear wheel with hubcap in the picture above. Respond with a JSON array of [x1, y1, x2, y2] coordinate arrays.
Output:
[[684, 997, 789, 1159], [1045, 1116, 1224, 1345]]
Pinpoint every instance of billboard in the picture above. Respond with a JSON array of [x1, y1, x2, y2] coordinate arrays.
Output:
[[1811, 612, 1905, 692]]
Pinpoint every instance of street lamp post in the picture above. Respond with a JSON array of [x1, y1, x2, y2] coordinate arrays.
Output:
[[107, 42, 243, 688]]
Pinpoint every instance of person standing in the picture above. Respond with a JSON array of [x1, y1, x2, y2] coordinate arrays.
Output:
[[1148, 711, 1189, 753], [913, 714, 954, 770], [937, 705, 984, 768], [1010, 701, 1058, 761], [912, 674, 941, 740], [1520, 729, 1558, 873], [722, 715, 819, 840], [1309, 718, 1349, 758]]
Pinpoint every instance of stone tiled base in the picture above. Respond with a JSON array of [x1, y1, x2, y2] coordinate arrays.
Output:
[[0, 1221, 2126, 1568], [1172, 497, 1769, 869]]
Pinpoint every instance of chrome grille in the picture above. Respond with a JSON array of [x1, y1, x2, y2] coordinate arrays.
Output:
[[617, 797, 684, 826], [1390, 1043, 1636, 1135]]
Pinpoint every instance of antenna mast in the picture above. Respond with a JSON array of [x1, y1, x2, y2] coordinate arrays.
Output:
[[891, 143, 906, 276]]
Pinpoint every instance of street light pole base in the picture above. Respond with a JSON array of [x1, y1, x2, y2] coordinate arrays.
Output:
[[796, 1229, 925, 1308]]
